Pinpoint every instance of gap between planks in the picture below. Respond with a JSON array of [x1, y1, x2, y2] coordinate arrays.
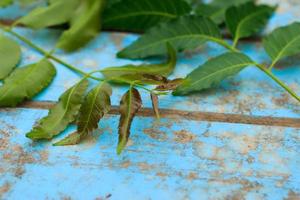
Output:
[[10, 101, 300, 128]]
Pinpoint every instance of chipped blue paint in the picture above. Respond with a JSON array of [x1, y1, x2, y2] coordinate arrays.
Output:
[[0, 109, 300, 199], [1, 1, 300, 200]]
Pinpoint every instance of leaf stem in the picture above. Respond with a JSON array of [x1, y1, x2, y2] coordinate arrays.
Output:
[[1, 27, 166, 95], [3, 27, 91, 77], [230, 41, 300, 103], [232, 37, 239, 48], [255, 64, 300, 102]]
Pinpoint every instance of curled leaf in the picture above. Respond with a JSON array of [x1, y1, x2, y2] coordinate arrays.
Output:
[[54, 83, 112, 146], [0, 59, 56, 107], [0, 34, 21, 79], [101, 44, 176, 83], [155, 78, 183, 91], [26, 80, 89, 140], [117, 87, 142, 154]]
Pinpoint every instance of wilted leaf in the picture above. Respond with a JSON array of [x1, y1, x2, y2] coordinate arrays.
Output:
[[263, 22, 300, 68], [17, 0, 81, 29], [0, 59, 56, 107], [26, 80, 89, 140], [101, 44, 176, 82], [57, 0, 106, 52], [117, 16, 222, 59], [117, 87, 142, 154], [102, 0, 191, 32], [173, 52, 255, 95], [226, 2, 275, 44], [54, 83, 112, 146], [155, 78, 183, 91], [150, 92, 160, 119], [0, 34, 21, 79]]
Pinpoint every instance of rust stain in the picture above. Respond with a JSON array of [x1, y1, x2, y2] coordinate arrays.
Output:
[[138, 162, 153, 171], [0, 182, 11, 198], [0, 138, 8, 150], [156, 172, 168, 177], [143, 128, 167, 141], [285, 191, 300, 200], [120, 160, 131, 168], [173, 130, 195, 143], [186, 172, 198, 180]]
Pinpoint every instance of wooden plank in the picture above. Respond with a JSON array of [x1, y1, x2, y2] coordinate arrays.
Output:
[[0, 108, 299, 199]]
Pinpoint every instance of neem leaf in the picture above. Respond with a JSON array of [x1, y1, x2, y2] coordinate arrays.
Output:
[[195, 0, 254, 24], [26, 80, 89, 140], [54, 83, 112, 146], [101, 44, 176, 82], [102, 0, 191, 32], [17, 0, 81, 29], [263, 22, 300, 68], [117, 87, 142, 155], [195, 4, 225, 24], [226, 2, 275, 44], [56, 0, 106, 52], [0, 0, 13, 7], [155, 78, 183, 91], [173, 52, 255, 95], [117, 16, 222, 59], [0, 59, 56, 107], [0, 34, 21, 79]]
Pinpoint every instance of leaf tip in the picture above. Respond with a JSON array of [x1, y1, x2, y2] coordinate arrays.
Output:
[[116, 140, 127, 155], [26, 129, 50, 140]]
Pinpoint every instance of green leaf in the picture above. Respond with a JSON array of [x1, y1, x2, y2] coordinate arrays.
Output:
[[17, 0, 81, 29], [102, 0, 191, 32], [0, 59, 56, 107], [195, 0, 253, 24], [117, 16, 223, 59], [54, 83, 112, 146], [0, 0, 13, 7], [57, 0, 106, 52], [0, 34, 21, 79], [263, 22, 300, 68], [117, 87, 142, 155], [195, 4, 225, 24], [102, 44, 176, 82], [173, 52, 255, 95], [26, 80, 89, 140], [226, 2, 275, 44]]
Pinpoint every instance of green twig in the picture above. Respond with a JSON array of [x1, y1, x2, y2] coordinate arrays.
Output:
[[230, 40, 300, 103], [256, 64, 300, 102]]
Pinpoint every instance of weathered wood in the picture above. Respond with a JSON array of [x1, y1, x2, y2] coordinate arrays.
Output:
[[0, 1, 300, 199]]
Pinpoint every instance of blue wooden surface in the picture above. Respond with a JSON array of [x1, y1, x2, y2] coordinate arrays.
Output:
[[1, 1, 300, 200]]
